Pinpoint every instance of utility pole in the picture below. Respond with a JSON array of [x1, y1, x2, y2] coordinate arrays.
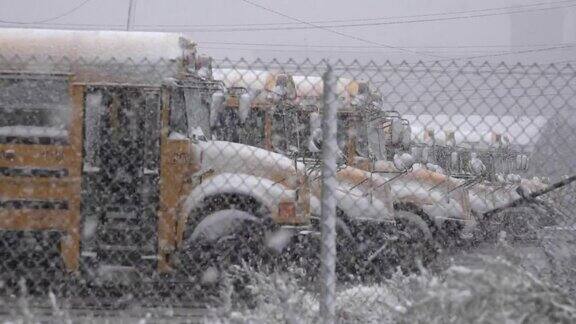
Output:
[[126, 0, 136, 31]]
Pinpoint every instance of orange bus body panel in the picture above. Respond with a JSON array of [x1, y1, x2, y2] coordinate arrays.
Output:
[[0, 82, 84, 272]]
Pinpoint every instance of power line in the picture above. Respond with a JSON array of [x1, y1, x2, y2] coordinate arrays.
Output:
[[1, 0, 572, 29], [129, 1, 576, 32], [0, 0, 570, 63], [0, 18, 570, 54], [1, 0, 572, 43], [201, 45, 575, 55], [551, 59, 576, 64], [204, 43, 576, 63], [431, 44, 576, 62], [0, 0, 573, 42], [0, 23, 126, 29], [131, 0, 576, 29], [126, 0, 137, 31], [200, 40, 576, 49], [0, 0, 92, 24], [238, 0, 447, 60], [0, 18, 570, 51]]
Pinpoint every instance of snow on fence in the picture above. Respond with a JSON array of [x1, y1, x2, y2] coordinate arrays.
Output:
[[0, 53, 574, 322]]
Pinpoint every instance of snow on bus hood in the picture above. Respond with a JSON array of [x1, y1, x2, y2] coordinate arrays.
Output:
[[367, 163, 468, 220], [212, 68, 273, 92], [467, 183, 522, 213], [195, 140, 394, 221], [183, 172, 296, 216], [336, 183, 394, 222], [195, 140, 300, 186], [390, 178, 466, 220]]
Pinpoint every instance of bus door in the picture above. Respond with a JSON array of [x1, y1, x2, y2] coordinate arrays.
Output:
[[82, 86, 161, 271]]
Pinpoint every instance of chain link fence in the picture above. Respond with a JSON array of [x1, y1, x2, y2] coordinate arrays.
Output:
[[0, 51, 575, 322]]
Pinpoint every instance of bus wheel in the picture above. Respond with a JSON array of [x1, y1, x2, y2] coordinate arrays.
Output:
[[182, 209, 277, 274], [179, 206, 284, 308], [394, 210, 436, 273], [500, 206, 542, 242], [179, 193, 286, 279]]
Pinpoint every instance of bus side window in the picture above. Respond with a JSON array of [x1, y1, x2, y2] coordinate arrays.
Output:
[[183, 88, 211, 141], [143, 91, 161, 170], [0, 74, 70, 145], [84, 89, 106, 169], [168, 88, 188, 139]]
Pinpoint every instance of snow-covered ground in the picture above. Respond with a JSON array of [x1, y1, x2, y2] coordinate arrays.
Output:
[[204, 225, 576, 323], [1, 219, 575, 324]]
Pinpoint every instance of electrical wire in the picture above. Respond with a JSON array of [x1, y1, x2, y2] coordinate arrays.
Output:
[[238, 0, 448, 60], [551, 59, 576, 64], [429, 44, 576, 62], [127, 1, 576, 32], [0, 0, 571, 63], [1, 0, 572, 29], [201, 45, 547, 55], [0, 0, 92, 24], [200, 40, 576, 49], [129, 0, 576, 29], [201, 43, 576, 57]]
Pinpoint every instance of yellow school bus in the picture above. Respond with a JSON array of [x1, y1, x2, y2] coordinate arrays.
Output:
[[212, 69, 477, 245], [0, 28, 313, 276]]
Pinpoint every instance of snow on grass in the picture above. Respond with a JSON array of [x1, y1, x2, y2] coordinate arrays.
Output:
[[205, 252, 576, 324]]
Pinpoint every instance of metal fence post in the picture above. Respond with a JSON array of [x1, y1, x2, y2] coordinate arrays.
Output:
[[320, 64, 338, 323]]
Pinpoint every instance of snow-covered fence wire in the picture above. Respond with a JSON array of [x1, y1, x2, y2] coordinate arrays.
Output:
[[0, 53, 574, 322]]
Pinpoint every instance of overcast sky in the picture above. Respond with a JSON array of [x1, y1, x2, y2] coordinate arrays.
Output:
[[0, 0, 574, 64]]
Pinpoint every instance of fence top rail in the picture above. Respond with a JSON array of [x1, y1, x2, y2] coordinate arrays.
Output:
[[213, 57, 576, 77]]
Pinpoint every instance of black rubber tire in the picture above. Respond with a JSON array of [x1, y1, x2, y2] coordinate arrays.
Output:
[[179, 194, 282, 282], [500, 206, 541, 242], [393, 210, 437, 273], [334, 210, 398, 282]]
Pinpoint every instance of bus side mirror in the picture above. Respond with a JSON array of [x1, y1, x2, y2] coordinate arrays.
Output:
[[238, 89, 260, 123], [209, 91, 226, 128], [516, 154, 529, 171], [401, 124, 411, 148], [421, 146, 430, 163], [390, 118, 406, 145], [393, 153, 415, 171], [239, 93, 252, 123], [189, 126, 207, 143], [450, 151, 459, 170], [411, 146, 422, 163], [308, 112, 322, 153]]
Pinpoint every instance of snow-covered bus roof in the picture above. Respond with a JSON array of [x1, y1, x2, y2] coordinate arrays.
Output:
[[213, 69, 364, 96], [407, 114, 548, 149], [212, 68, 369, 108], [0, 28, 197, 84], [213, 68, 277, 91], [0, 28, 194, 62], [292, 75, 363, 101]]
